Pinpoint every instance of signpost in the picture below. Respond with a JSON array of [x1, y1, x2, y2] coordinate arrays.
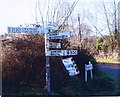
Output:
[[46, 42, 61, 48], [46, 50, 78, 56], [8, 27, 48, 34], [46, 23, 58, 30], [85, 61, 93, 82], [7, 24, 77, 92], [47, 32, 74, 39], [45, 34, 50, 92]]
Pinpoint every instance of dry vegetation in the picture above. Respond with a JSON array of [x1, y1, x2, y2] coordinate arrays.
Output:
[[2, 34, 69, 91], [2, 34, 45, 87]]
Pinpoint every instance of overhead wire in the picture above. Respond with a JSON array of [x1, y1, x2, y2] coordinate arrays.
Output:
[[54, 0, 79, 32]]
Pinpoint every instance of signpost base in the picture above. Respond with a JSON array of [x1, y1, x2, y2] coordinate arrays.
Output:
[[46, 56, 50, 92]]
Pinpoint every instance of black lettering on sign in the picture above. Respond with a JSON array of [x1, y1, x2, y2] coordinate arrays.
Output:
[[66, 50, 69, 55]]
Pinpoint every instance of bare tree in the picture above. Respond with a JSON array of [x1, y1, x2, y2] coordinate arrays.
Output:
[[36, 0, 79, 31], [102, 0, 119, 53], [86, 1, 119, 53]]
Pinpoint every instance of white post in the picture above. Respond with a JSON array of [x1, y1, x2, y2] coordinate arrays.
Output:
[[118, 2, 120, 61], [85, 64, 87, 82], [90, 70, 93, 79], [45, 33, 50, 92], [89, 61, 93, 80], [85, 70, 87, 82]]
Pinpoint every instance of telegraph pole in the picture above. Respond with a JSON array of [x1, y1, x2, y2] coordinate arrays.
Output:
[[0, 39, 2, 96], [78, 14, 82, 49]]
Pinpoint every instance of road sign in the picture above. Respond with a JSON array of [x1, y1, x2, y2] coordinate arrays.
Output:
[[85, 61, 93, 82], [46, 42, 61, 48], [85, 63, 93, 70], [8, 27, 48, 34], [62, 57, 80, 76], [8, 27, 21, 33], [47, 32, 74, 39], [46, 50, 77, 56]]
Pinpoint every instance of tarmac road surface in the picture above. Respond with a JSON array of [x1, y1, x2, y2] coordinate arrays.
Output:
[[97, 62, 120, 77]]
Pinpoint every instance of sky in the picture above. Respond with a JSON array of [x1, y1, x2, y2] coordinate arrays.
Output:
[[0, 0, 120, 35], [0, 0, 35, 34]]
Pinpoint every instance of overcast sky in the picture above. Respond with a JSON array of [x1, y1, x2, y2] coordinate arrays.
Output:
[[0, 0, 120, 35]]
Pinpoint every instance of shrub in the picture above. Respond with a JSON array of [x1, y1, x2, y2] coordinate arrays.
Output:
[[2, 34, 69, 93], [73, 49, 100, 79], [2, 34, 46, 88]]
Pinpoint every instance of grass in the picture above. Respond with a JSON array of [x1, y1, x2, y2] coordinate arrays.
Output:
[[96, 58, 120, 63], [3, 74, 118, 96], [101, 72, 120, 95]]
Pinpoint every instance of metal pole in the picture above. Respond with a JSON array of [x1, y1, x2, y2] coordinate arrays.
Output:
[[45, 33, 50, 92]]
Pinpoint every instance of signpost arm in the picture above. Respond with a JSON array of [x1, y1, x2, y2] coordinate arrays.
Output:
[[45, 33, 50, 92]]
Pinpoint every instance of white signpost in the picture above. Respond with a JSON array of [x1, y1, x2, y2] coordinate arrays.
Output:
[[62, 57, 80, 76], [45, 34, 50, 92], [7, 24, 77, 92], [46, 50, 78, 56], [47, 32, 74, 39], [46, 23, 58, 30], [46, 42, 61, 48], [85, 61, 93, 82], [8, 27, 48, 34]]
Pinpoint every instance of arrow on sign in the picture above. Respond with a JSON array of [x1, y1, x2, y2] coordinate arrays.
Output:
[[8, 27, 48, 34], [46, 50, 78, 56], [47, 32, 74, 39]]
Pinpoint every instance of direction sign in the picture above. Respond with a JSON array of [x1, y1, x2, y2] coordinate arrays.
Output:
[[46, 42, 61, 48], [46, 23, 58, 30], [47, 32, 74, 39], [8, 27, 48, 34], [46, 50, 77, 56]]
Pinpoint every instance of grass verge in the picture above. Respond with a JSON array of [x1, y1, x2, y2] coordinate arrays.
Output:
[[96, 58, 120, 63], [101, 72, 120, 95]]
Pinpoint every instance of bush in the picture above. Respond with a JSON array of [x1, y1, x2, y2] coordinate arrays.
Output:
[[2, 34, 46, 88], [73, 49, 100, 79], [2, 34, 69, 93]]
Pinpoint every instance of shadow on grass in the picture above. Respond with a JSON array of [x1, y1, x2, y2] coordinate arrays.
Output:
[[56, 75, 115, 96], [2, 75, 115, 96]]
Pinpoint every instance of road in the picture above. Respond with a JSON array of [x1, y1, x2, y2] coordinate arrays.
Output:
[[97, 62, 120, 77]]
